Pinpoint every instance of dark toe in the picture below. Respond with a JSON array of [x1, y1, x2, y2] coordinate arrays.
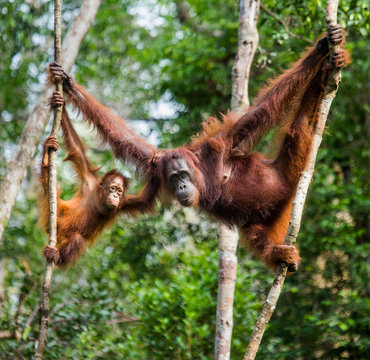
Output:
[[288, 262, 299, 273]]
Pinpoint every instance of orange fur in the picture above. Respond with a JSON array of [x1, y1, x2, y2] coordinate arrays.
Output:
[[190, 111, 241, 149], [40, 107, 154, 269], [52, 29, 348, 272]]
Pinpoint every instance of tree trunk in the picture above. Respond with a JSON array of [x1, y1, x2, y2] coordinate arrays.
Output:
[[215, 2, 260, 359], [34, 0, 64, 356], [231, 0, 260, 112], [0, 0, 101, 300], [243, 1, 342, 359]]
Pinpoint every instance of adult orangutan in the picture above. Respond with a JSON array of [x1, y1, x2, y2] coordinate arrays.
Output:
[[40, 92, 154, 268], [48, 26, 347, 271]]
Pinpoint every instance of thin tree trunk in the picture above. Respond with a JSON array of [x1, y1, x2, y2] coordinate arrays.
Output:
[[34, 0, 63, 357], [231, 0, 260, 112], [215, 225, 238, 360], [215, 2, 260, 360], [0, 0, 102, 244], [0, 258, 5, 301], [243, 1, 342, 359], [0, 0, 101, 300]]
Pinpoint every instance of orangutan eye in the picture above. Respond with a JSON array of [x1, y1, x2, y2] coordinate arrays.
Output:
[[117, 188, 122, 194], [110, 186, 115, 192]]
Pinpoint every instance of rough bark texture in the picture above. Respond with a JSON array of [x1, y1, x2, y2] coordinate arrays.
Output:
[[215, 225, 239, 360], [215, 2, 260, 360], [243, 1, 341, 359], [0, 0, 101, 300], [0, 0, 102, 244], [34, 1, 63, 358], [231, 0, 260, 112]]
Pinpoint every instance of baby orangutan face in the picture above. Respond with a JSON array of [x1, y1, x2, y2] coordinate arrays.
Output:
[[105, 176, 124, 209], [99, 174, 126, 213]]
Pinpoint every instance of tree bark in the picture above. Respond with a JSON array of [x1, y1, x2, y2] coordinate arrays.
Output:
[[231, 0, 260, 112], [0, 330, 21, 340], [34, 0, 63, 357], [243, 1, 342, 359], [215, 2, 260, 360], [0, 0, 101, 300], [215, 225, 238, 360]]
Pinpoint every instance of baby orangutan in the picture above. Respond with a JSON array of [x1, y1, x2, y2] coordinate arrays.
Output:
[[41, 92, 153, 269]]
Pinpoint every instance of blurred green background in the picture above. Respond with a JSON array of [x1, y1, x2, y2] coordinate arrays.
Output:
[[0, 0, 369, 359]]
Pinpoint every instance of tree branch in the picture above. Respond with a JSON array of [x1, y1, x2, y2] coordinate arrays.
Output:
[[260, 3, 314, 45], [34, 0, 63, 357], [243, 1, 342, 359], [25, 304, 40, 330]]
